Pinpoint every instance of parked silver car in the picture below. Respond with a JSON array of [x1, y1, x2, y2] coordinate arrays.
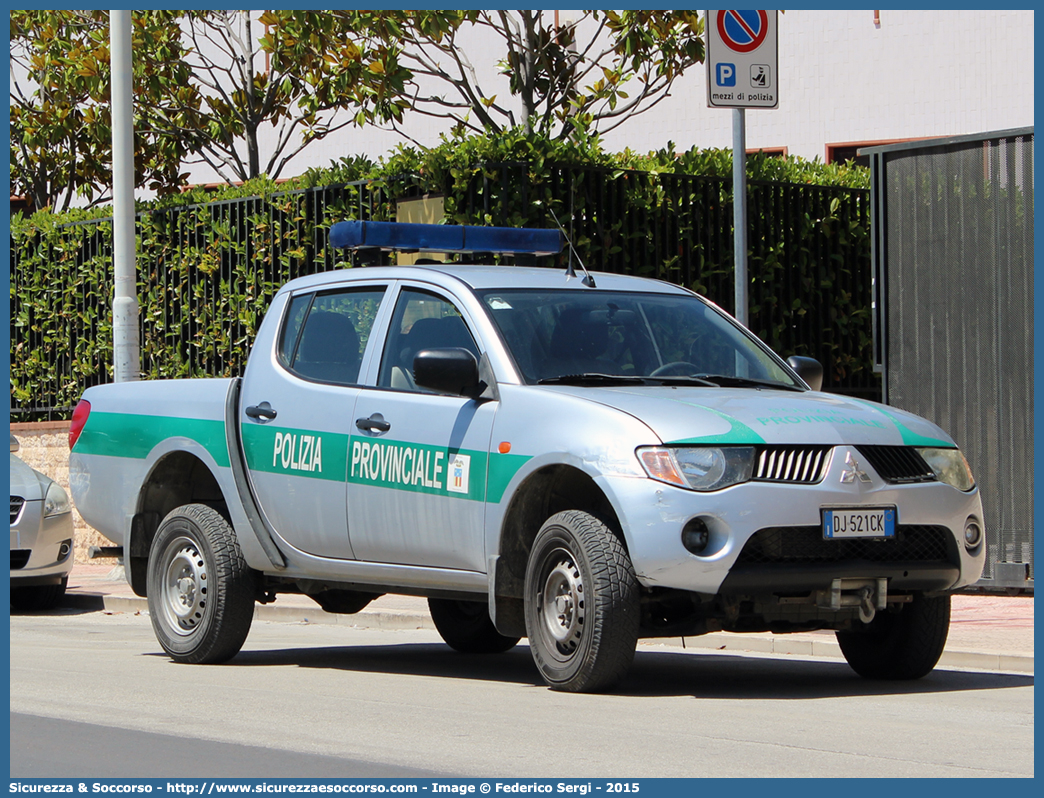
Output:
[[10, 434, 74, 610]]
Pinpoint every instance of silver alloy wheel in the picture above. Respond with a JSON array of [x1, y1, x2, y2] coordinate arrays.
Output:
[[159, 535, 208, 636], [539, 552, 585, 654]]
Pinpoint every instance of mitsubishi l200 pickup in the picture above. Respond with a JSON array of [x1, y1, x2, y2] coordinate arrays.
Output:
[[69, 221, 984, 692]]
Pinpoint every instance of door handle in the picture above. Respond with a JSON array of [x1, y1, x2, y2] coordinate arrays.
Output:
[[355, 413, 391, 433], [245, 401, 278, 421]]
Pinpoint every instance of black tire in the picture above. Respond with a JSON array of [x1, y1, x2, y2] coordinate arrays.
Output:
[[524, 510, 640, 692], [428, 598, 520, 654], [10, 578, 67, 611], [836, 593, 951, 680], [147, 504, 256, 664]]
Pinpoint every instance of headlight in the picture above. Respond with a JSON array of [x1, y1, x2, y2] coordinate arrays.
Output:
[[916, 447, 976, 491], [44, 480, 72, 517], [637, 446, 755, 491]]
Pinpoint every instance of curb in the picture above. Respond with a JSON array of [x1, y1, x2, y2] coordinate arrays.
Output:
[[641, 632, 1034, 674], [64, 591, 1033, 675], [63, 591, 438, 630]]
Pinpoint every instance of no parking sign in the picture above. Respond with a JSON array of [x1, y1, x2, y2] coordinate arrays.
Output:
[[706, 10, 778, 109]]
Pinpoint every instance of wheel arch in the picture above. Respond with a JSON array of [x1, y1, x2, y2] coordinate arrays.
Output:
[[128, 450, 228, 596], [490, 463, 624, 637]]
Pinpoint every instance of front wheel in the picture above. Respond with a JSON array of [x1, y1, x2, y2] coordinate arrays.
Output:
[[147, 504, 256, 664], [524, 510, 640, 692], [428, 598, 520, 654], [836, 593, 951, 679]]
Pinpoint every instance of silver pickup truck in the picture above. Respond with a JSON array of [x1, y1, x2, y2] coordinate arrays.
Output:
[[69, 221, 984, 692]]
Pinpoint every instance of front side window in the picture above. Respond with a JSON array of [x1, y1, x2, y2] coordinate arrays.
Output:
[[378, 289, 479, 391], [279, 287, 385, 384], [480, 289, 799, 389]]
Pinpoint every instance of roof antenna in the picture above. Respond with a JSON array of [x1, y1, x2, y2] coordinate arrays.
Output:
[[548, 206, 596, 287]]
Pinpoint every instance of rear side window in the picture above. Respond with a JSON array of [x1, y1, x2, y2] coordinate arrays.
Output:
[[279, 288, 385, 384]]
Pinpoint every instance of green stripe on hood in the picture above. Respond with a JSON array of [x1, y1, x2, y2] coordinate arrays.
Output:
[[666, 404, 766, 445], [850, 399, 952, 448]]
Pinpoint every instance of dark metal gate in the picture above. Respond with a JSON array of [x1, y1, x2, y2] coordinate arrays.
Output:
[[865, 128, 1034, 592]]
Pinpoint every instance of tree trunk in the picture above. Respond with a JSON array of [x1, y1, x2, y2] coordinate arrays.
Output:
[[519, 12, 538, 134], [241, 13, 260, 179]]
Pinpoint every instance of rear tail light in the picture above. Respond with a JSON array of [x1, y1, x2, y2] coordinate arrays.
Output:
[[70, 400, 91, 450]]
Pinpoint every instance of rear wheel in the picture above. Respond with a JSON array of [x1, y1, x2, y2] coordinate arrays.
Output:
[[147, 504, 256, 664], [836, 593, 951, 679], [10, 578, 67, 611], [524, 510, 640, 692], [428, 598, 520, 654]]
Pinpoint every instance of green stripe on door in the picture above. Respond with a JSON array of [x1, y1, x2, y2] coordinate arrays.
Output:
[[75, 411, 536, 504], [347, 440, 532, 504], [347, 436, 489, 502], [241, 424, 350, 482]]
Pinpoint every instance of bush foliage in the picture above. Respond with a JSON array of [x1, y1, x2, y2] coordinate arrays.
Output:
[[11, 130, 876, 419]]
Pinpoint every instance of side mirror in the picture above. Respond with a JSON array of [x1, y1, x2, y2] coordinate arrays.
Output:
[[413, 348, 485, 398], [787, 356, 824, 392], [10, 434, 19, 453]]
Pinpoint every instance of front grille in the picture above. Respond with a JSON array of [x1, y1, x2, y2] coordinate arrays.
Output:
[[10, 496, 25, 525], [11, 549, 31, 569], [736, 525, 954, 565], [855, 445, 936, 484], [753, 446, 831, 484]]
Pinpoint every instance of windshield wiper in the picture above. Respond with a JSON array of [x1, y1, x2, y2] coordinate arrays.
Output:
[[537, 373, 646, 386], [538, 373, 724, 388], [691, 374, 803, 391], [646, 375, 718, 387]]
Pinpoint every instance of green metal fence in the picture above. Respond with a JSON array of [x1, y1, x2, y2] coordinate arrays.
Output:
[[10, 164, 877, 420]]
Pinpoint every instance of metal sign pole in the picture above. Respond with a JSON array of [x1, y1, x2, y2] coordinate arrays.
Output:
[[732, 108, 748, 327], [111, 10, 140, 382], [706, 9, 778, 328]]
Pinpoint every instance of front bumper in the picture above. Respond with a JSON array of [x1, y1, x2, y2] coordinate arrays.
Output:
[[10, 500, 75, 587], [603, 445, 985, 596]]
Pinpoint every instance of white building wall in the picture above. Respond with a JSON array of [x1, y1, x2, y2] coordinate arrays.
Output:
[[603, 9, 1034, 161], [166, 9, 1038, 185]]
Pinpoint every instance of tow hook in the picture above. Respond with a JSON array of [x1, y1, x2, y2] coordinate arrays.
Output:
[[817, 578, 888, 623]]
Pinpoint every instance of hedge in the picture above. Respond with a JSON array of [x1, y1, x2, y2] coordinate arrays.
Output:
[[11, 130, 877, 419]]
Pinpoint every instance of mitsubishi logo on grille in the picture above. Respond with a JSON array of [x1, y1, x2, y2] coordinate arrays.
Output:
[[840, 452, 872, 484]]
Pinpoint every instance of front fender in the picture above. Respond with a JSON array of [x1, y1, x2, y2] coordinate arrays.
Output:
[[484, 384, 659, 562]]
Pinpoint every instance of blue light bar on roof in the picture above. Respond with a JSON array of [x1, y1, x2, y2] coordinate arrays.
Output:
[[329, 221, 564, 256]]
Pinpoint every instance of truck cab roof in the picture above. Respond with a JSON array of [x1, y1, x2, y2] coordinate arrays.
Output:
[[278, 263, 694, 296]]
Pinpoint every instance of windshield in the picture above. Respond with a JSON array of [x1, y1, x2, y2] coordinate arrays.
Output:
[[479, 289, 801, 389]]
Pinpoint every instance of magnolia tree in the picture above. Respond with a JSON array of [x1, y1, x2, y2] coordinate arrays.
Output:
[[336, 10, 705, 141], [10, 10, 200, 211], [172, 10, 408, 184], [10, 10, 706, 208], [9, 10, 406, 207]]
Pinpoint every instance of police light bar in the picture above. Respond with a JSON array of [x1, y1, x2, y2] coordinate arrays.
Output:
[[329, 221, 564, 256]]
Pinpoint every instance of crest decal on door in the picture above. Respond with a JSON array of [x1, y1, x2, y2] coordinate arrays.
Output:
[[447, 454, 471, 494]]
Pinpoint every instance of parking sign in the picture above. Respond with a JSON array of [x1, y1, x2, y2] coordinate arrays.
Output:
[[706, 10, 778, 109]]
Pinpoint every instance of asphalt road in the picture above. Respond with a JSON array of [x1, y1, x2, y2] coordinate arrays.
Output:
[[10, 712, 443, 778], [9, 608, 1034, 778]]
